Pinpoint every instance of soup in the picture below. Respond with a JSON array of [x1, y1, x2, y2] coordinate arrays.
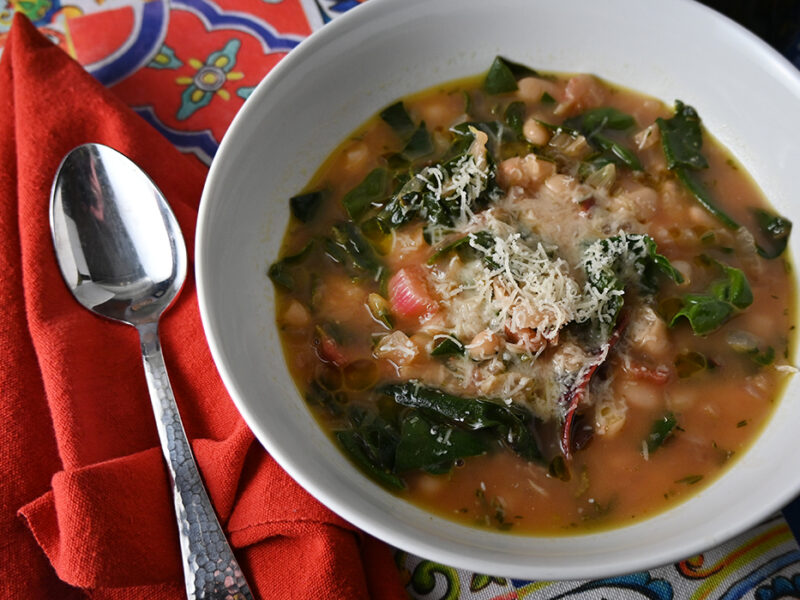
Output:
[[268, 58, 795, 534]]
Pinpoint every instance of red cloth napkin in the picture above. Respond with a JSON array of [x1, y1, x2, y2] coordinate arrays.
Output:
[[0, 14, 407, 599]]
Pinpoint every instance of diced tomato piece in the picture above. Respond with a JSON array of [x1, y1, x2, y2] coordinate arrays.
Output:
[[388, 266, 437, 319]]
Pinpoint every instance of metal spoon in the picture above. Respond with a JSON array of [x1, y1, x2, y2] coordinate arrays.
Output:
[[50, 143, 253, 600]]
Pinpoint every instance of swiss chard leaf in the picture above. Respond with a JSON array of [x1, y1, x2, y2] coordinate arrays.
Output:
[[336, 406, 404, 490], [638, 235, 685, 293], [581, 234, 683, 331], [675, 168, 741, 230], [394, 412, 488, 473], [646, 412, 677, 453], [484, 56, 539, 94], [342, 168, 389, 221], [382, 383, 543, 463], [428, 231, 499, 268], [400, 122, 434, 161], [657, 101, 746, 233], [547, 109, 642, 171], [711, 263, 753, 309], [564, 107, 636, 134], [430, 336, 465, 357], [377, 127, 497, 230], [669, 295, 733, 336], [268, 241, 313, 291], [290, 191, 323, 223], [656, 100, 708, 171], [669, 259, 753, 335], [753, 208, 792, 259], [380, 101, 416, 139], [504, 101, 527, 137], [325, 222, 384, 279]]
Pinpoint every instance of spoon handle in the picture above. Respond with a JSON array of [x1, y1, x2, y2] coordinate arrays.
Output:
[[138, 322, 254, 600]]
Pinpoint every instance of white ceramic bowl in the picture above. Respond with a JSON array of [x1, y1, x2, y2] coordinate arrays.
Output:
[[196, 0, 800, 580]]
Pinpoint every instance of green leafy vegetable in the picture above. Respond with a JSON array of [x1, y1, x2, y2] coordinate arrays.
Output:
[[427, 231, 498, 268], [342, 168, 389, 221], [581, 234, 683, 332], [376, 127, 497, 230], [324, 222, 384, 279], [669, 295, 733, 336], [753, 208, 792, 259], [674, 350, 708, 378], [674, 168, 741, 230], [430, 336, 465, 357], [646, 412, 677, 453], [399, 122, 434, 161], [382, 383, 543, 463], [379, 101, 416, 138], [504, 101, 527, 137], [290, 191, 323, 223], [394, 412, 488, 473], [336, 407, 404, 490], [670, 259, 753, 336], [555, 107, 642, 171], [267, 241, 313, 291], [656, 101, 708, 171], [483, 56, 539, 94]]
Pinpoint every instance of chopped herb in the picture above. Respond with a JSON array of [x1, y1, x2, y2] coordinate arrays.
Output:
[[726, 330, 775, 366], [737, 420, 748, 428], [675, 475, 703, 485]]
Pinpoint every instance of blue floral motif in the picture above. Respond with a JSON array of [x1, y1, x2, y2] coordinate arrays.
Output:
[[755, 574, 800, 600], [552, 573, 673, 600]]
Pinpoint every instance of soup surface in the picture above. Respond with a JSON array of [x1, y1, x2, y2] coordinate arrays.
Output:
[[269, 58, 795, 534]]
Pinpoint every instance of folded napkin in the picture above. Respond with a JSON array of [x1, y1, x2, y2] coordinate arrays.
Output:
[[0, 14, 406, 599]]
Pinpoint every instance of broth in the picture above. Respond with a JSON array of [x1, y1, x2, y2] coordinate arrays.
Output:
[[269, 59, 795, 534]]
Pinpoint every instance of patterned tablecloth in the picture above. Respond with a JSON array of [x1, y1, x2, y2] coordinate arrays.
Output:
[[3, 1, 800, 598]]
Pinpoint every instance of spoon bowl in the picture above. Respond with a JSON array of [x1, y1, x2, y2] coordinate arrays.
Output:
[[50, 143, 186, 325], [50, 143, 253, 600]]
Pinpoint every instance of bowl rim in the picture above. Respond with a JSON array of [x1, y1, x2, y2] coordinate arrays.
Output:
[[196, 0, 800, 579]]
